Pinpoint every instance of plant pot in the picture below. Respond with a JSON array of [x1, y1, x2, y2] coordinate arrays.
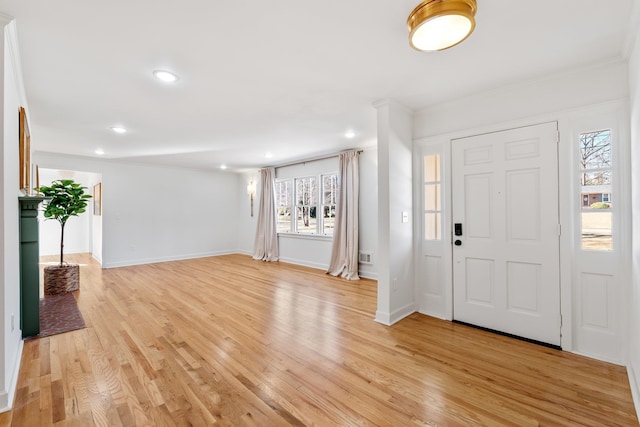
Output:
[[44, 264, 80, 295]]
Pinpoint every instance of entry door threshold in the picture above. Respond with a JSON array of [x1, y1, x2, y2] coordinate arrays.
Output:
[[452, 320, 562, 351]]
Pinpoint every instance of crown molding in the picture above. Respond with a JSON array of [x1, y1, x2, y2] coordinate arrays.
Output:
[[371, 98, 412, 115], [622, 1, 640, 59]]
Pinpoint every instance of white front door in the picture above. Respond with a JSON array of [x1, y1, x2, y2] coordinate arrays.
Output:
[[452, 122, 561, 346]]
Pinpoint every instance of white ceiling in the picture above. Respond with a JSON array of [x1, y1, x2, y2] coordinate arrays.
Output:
[[0, 0, 636, 171]]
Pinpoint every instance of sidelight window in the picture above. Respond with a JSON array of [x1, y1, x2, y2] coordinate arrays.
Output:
[[579, 129, 612, 251], [424, 154, 442, 241]]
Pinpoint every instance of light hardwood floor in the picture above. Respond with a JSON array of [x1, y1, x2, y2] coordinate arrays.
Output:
[[1, 253, 638, 426]]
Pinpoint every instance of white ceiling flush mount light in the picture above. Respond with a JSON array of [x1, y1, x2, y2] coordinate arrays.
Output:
[[345, 130, 356, 139], [153, 70, 179, 83], [95, 148, 105, 155], [111, 126, 127, 134], [407, 0, 477, 51], [220, 164, 227, 170], [265, 152, 274, 159]]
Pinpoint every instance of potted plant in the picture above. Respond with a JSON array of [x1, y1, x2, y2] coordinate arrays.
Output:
[[38, 179, 92, 295]]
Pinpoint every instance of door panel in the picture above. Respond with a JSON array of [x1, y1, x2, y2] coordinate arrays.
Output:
[[452, 122, 561, 346]]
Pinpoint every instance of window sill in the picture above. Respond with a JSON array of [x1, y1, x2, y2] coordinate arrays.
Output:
[[277, 232, 333, 241]]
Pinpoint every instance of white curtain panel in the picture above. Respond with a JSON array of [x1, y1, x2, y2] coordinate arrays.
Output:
[[327, 150, 360, 280], [253, 167, 279, 262]]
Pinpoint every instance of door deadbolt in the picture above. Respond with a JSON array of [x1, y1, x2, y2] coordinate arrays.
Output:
[[454, 240, 462, 246]]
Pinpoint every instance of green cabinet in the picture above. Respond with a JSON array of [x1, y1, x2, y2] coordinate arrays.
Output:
[[19, 196, 46, 338]]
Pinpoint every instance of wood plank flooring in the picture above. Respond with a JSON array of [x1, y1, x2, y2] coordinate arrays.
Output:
[[1, 253, 638, 426]]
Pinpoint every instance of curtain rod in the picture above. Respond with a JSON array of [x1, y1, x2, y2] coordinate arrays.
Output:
[[270, 149, 363, 169]]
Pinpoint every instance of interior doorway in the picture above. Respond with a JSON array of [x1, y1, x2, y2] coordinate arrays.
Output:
[[38, 168, 103, 267]]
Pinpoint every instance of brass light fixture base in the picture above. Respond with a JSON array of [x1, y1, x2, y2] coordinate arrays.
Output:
[[407, 0, 477, 51]]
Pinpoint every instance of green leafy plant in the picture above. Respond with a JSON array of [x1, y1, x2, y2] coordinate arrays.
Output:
[[39, 179, 92, 265], [590, 202, 611, 209]]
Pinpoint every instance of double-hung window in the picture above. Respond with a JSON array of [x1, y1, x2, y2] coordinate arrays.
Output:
[[295, 177, 317, 234], [321, 174, 338, 235], [275, 180, 292, 233], [275, 173, 337, 236]]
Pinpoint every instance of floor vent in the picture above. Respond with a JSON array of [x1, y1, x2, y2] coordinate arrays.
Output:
[[358, 251, 373, 264]]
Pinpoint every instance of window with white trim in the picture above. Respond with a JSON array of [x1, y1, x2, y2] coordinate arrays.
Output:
[[275, 173, 338, 236], [275, 180, 292, 233], [579, 129, 612, 251], [321, 174, 338, 235], [424, 154, 442, 240], [295, 177, 317, 234]]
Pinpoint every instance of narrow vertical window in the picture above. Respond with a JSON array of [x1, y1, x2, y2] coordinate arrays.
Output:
[[295, 177, 317, 234], [424, 154, 442, 240], [321, 174, 338, 235], [275, 179, 292, 233], [579, 129, 612, 251]]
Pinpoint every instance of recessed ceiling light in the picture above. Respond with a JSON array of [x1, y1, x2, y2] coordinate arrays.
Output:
[[220, 164, 227, 170], [153, 70, 179, 83], [95, 148, 105, 155], [345, 130, 356, 139], [265, 152, 274, 158], [111, 126, 127, 134]]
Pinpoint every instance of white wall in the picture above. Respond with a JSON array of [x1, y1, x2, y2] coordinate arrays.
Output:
[[357, 148, 378, 279], [33, 152, 240, 268], [38, 169, 101, 259], [375, 100, 415, 325], [414, 60, 629, 139], [627, 17, 640, 414], [0, 17, 26, 411], [236, 171, 257, 255]]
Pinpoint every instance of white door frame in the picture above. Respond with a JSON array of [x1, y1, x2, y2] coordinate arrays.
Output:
[[414, 99, 630, 361]]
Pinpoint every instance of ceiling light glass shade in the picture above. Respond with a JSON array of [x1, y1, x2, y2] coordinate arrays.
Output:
[[407, 0, 477, 51], [111, 126, 127, 134], [153, 70, 179, 83]]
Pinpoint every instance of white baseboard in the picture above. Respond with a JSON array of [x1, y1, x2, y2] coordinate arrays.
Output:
[[417, 307, 449, 321], [628, 363, 640, 422], [91, 253, 102, 265], [358, 269, 378, 280], [278, 256, 378, 281], [101, 250, 378, 281], [102, 250, 236, 269], [0, 338, 23, 413], [375, 303, 416, 326], [278, 256, 328, 271]]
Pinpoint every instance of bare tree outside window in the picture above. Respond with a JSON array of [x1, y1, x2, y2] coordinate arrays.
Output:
[[274, 173, 337, 235], [275, 180, 292, 233], [580, 130, 612, 186], [579, 129, 612, 251], [322, 174, 338, 234], [296, 177, 317, 233]]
